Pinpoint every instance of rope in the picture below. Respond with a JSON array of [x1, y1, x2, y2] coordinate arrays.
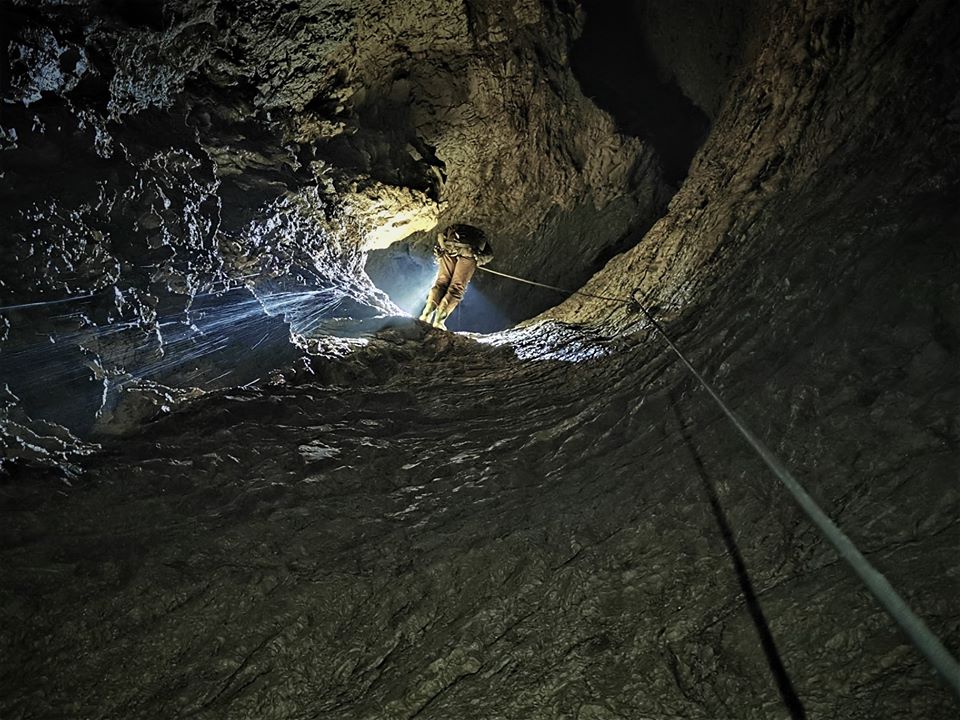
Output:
[[479, 266, 630, 305], [0, 292, 100, 312], [480, 264, 960, 698]]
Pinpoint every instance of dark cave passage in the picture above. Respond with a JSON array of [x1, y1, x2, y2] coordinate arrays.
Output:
[[570, 0, 711, 186], [1, 0, 959, 718]]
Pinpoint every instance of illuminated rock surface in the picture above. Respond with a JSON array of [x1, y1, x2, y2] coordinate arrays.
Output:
[[1, 0, 959, 718]]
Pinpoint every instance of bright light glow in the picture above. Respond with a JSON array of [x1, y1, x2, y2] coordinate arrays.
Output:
[[393, 276, 437, 318], [442, 285, 511, 334], [362, 211, 437, 250], [346, 186, 439, 250], [475, 321, 616, 363], [0, 287, 365, 406]]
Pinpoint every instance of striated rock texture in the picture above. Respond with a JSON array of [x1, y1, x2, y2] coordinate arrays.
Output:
[[2, 318, 958, 719], [1, 0, 959, 719]]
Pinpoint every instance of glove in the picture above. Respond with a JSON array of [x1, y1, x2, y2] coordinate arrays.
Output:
[[475, 241, 494, 266]]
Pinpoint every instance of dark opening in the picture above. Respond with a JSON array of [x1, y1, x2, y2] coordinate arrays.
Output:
[[101, 0, 167, 30], [570, 1, 710, 185]]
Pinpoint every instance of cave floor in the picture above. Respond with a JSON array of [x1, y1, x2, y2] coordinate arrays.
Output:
[[1, 321, 957, 719]]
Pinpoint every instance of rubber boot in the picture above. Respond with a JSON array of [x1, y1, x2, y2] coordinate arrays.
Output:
[[418, 301, 437, 323], [432, 309, 449, 331]]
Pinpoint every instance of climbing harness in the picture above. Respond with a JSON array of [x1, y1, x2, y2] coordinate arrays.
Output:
[[479, 264, 960, 698]]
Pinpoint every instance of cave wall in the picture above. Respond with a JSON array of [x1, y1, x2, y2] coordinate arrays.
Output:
[[0, 1, 400, 438], [531, 4, 960, 708], [1, 0, 958, 717], [545, 0, 960, 335], [3, 0, 956, 466], [2, 0, 697, 434], [336, 0, 676, 324]]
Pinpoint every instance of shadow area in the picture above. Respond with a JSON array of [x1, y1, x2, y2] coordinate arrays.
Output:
[[570, 1, 710, 186], [669, 392, 807, 720]]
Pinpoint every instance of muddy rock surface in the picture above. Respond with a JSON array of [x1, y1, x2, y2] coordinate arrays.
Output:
[[1, 314, 958, 718]]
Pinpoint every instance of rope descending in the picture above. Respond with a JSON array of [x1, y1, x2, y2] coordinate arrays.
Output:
[[480, 264, 960, 698]]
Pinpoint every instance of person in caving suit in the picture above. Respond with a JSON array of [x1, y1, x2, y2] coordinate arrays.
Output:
[[419, 223, 494, 330]]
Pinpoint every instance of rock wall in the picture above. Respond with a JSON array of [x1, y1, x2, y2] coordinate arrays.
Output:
[[1, 1, 958, 717], [545, 1, 959, 333], [1, 0, 690, 434]]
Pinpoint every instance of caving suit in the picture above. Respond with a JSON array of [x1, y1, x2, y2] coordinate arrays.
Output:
[[423, 224, 493, 326]]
